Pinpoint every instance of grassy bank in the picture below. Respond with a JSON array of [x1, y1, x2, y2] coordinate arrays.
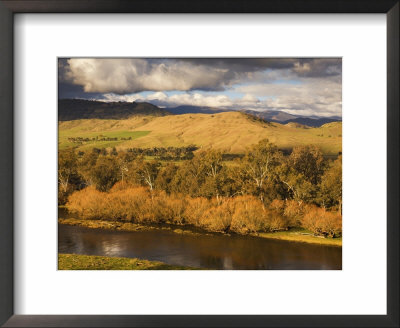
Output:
[[59, 217, 341, 247], [58, 217, 210, 236], [255, 228, 342, 246], [58, 253, 195, 270]]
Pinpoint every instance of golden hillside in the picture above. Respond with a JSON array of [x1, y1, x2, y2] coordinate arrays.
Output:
[[59, 112, 342, 155]]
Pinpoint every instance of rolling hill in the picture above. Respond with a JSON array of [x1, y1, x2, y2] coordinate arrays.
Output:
[[58, 99, 170, 121], [281, 117, 341, 127], [59, 111, 342, 155], [59, 99, 341, 128]]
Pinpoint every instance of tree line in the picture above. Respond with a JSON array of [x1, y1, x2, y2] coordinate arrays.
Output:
[[59, 139, 342, 237], [67, 135, 133, 143], [126, 145, 198, 160]]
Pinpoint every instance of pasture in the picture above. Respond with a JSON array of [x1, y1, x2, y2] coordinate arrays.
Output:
[[58, 112, 342, 155]]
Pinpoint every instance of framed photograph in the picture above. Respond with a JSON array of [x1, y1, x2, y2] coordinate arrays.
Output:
[[0, 0, 398, 327]]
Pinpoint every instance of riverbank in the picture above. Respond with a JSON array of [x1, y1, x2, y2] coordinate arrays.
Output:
[[59, 217, 342, 247], [58, 253, 195, 270], [254, 229, 342, 247], [58, 217, 212, 236]]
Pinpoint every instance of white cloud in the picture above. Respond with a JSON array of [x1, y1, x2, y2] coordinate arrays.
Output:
[[236, 77, 342, 116], [66, 59, 236, 94], [69, 58, 342, 117], [99, 92, 272, 112]]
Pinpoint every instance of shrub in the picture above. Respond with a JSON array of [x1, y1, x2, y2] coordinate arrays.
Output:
[[283, 200, 305, 226], [184, 197, 212, 226], [109, 181, 135, 192], [231, 196, 288, 233], [230, 196, 265, 233], [67, 187, 339, 236], [151, 191, 187, 224], [270, 199, 285, 214], [199, 199, 234, 232], [66, 186, 105, 220], [106, 187, 152, 222], [301, 206, 342, 237], [67, 186, 154, 222]]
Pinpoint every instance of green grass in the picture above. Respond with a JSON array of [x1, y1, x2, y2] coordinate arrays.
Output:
[[256, 228, 342, 247], [59, 112, 342, 155], [58, 129, 150, 150], [58, 253, 196, 270]]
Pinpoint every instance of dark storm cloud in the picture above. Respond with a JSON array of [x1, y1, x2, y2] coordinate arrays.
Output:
[[291, 58, 342, 77], [155, 58, 341, 78], [58, 82, 105, 99], [58, 58, 341, 96]]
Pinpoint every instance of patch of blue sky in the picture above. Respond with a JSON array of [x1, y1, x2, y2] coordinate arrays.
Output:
[[135, 91, 154, 97], [164, 90, 187, 96], [272, 79, 302, 85], [133, 87, 282, 101], [258, 95, 276, 101], [190, 89, 245, 99]]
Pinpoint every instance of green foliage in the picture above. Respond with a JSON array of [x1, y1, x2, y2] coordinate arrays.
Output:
[[155, 163, 179, 193], [77, 151, 98, 187], [59, 129, 151, 150], [288, 145, 325, 184], [90, 156, 119, 191], [59, 139, 342, 208], [60, 138, 342, 237], [58, 99, 170, 121], [233, 139, 282, 201], [278, 145, 326, 204], [319, 155, 342, 211], [58, 150, 81, 204], [126, 145, 197, 160], [126, 158, 160, 190]]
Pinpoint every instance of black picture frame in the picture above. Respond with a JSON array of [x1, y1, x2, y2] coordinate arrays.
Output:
[[0, 1, 398, 327]]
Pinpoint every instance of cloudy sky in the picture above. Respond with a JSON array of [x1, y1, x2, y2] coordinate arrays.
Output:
[[59, 58, 342, 117]]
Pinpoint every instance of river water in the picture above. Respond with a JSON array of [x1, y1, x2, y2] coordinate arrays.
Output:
[[58, 224, 342, 270]]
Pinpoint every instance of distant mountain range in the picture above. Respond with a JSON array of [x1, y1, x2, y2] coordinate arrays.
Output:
[[164, 105, 340, 127], [241, 110, 341, 127], [58, 99, 341, 127], [166, 105, 230, 115]]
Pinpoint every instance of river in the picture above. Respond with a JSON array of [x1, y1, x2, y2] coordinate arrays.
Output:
[[58, 224, 342, 270]]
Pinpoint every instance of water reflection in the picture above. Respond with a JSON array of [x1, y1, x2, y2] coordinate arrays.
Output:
[[58, 224, 342, 270]]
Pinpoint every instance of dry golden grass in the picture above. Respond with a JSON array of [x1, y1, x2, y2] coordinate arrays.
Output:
[[59, 112, 342, 155], [257, 229, 342, 246]]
